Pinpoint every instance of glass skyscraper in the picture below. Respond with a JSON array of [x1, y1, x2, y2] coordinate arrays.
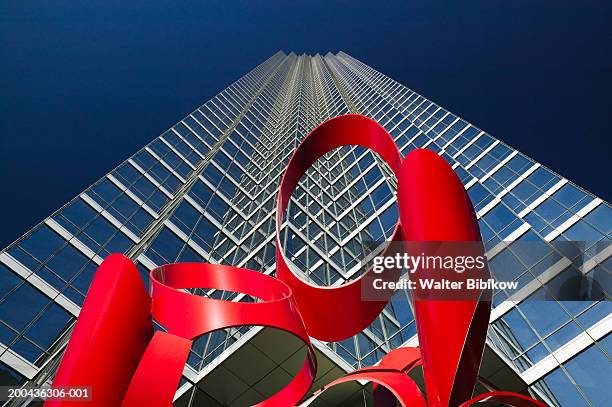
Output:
[[0, 52, 609, 406]]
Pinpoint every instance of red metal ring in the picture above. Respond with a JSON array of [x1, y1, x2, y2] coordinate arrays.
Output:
[[150, 263, 317, 407], [275, 114, 403, 341]]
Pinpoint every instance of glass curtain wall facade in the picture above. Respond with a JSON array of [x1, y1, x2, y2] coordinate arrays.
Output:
[[0, 51, 610, 406]]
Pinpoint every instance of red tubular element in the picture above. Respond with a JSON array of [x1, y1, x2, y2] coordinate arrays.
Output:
[[397, 149, 491, 407], [149, 263, 317, 407], [121, 332, 192, 407], [45, 254, 152, 407], [459, 391, 548, 407], [275, 114, 403, 341]]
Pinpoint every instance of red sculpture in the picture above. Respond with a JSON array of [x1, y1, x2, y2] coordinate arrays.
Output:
[[46, 115, 546, 406]]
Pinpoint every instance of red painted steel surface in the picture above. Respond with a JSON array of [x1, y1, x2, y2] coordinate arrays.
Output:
[[120, 331, 192, 407], [149, 263, 317, 407], [313, 368, 427, 407], [398, 149, 491, 406], [46, 254, 153, 407], [275, 114, 403, 342], [47, 115, 546, 406], [373, 347, 424, 406], [371, 346, 423, 406]]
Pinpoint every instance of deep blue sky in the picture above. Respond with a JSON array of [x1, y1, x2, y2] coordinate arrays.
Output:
[[1, 1, 611, 248]]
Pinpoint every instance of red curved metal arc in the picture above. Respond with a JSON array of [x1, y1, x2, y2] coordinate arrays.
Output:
[[398, 149, 491, 407], [376, 346, 422, 372], [149, 263, 317, 407], [46, 254, 153, 407], [459, 391, 547, 407], [312, 369, 426, 407], [371, 347, 423, 407], [275, 114, 403, 342], [121, 331, 192, 407]]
